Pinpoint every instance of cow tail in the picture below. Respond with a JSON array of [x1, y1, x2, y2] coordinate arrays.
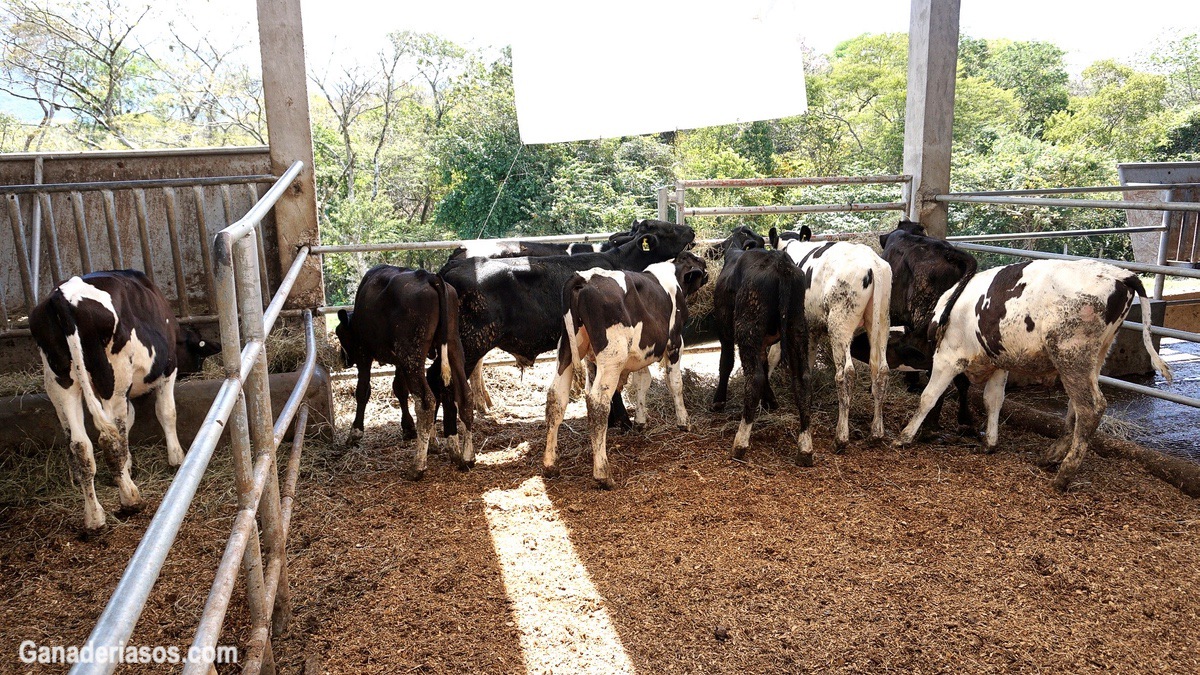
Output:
[[869, 261, 892, 377], [1123, 275, 1173, 385], [931, 271, 975, 346], [778, 257, 806, 372], [563, 275, 588, 391], [431, 274, 452, 387], [52, 293, 120, 439]]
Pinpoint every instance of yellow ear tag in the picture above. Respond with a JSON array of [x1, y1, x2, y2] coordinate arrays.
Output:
[[641, 239, 650, 251]]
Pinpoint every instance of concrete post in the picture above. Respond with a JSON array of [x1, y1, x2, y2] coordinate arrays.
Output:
[[902, 0, 960, 238], [257, 0, 324, 309]]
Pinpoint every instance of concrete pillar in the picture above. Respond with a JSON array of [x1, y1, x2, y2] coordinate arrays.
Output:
[[257, 0, 324, 309], [902, 0, 960, 239]]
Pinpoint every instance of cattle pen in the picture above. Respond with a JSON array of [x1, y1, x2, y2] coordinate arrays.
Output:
[[2, 0, 1200, 671]]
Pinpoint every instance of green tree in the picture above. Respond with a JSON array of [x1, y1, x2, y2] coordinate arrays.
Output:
[[1043, 60, 1174, 160], [982, 40, 1069, 138]]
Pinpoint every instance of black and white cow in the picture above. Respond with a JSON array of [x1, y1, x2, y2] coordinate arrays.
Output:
[[335, 265, 473, 480], [771, 226, 892, 447], [447, 223, 643, 411], [28, 270, 221, 531], [865, 219, 979, 433], [895, 259, 1173, 490], [436, 219, 696, 432], [711, 246, 814, 465], [543, 253, 709, 488]]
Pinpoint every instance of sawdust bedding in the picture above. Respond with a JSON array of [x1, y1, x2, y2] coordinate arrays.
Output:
[[1, 352, 1199, 674]]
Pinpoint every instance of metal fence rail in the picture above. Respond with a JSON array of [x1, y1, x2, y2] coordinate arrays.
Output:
[[72, 161, 312, 675], [1, 173, 277, 336], [658, 174, 912, 224], [942, 188, 1200, 410]]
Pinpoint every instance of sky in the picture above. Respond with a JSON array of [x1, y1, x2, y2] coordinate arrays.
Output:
[[294, 0, 1199, 75], [3, 0, 1198, 122]]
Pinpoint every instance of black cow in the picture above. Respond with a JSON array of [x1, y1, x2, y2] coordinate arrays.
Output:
[[446, 224, 641, 262], [543, 253, 709, 488], [29, 270, 221, 531], [853, 219, 978, 434], [711, 247, 814, 465], [705, 225, 766, 261], [437, 219, 696, 431], [335, 265, 473, 480]]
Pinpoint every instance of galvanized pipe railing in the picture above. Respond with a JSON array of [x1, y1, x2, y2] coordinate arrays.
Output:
[[71, 161, 312, 675], [1, 172, 283, 336], [659, 174, 913, 224]]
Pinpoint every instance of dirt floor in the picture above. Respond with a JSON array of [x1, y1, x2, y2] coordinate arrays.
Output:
[[2, 351, 1200, 673]]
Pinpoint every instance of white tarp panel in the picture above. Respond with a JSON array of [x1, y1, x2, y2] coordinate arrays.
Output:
[[511, 0, 807, 145]]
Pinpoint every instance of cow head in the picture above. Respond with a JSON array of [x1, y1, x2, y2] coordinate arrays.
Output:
[[620, 219, 695, 260], [768, 226, 810, 251], [712, 225, 765, 260], [176, 325, 222, 374], [608, 220, 643, 247], [335, 309, 360, 368], [672, 251, 710, 297]]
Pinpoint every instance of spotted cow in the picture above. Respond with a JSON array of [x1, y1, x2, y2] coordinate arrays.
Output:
[[771, 226, 892, 447], [543, 252, 709, 488], [895, 259, 1173, 490], [28, 270, 221, 531]]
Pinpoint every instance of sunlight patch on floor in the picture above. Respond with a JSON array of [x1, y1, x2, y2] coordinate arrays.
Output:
[[483, 476, 634, 674], [474, 441, 532, 467]]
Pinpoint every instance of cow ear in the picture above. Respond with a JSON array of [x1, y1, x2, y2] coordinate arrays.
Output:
[[640, 235, 657, 252], [337, 309, 350, 325], [799, 225, 812, 242], [768, 227, 780, 250], [879, 233, 890, 249]]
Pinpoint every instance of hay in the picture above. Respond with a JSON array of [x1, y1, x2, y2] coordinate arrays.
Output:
[[0, 367, 42, 400], [683, 243, 723, 322], [190, 319, 342, 381]]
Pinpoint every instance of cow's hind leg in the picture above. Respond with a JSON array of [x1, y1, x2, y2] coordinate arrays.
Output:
[[155, 372, 186, 466], [48, 376, 106, 531], [664, 351, 689, 431], [1039, 401, 1076, 470], [587, 359, 624, 489], [407, 368, 438, 481], [100, 398, 143, 515], [732, 345, 766, 461], [711, 333, 736, 412], [629, 369, 652, 427], [392, 372, 417, 441], [1052, 372, 1105, 491], [896, 353, 964, 447], [828, 325, 857, 450], [543, 342, 575, 478], [980, 370, 1008, 453], [348, 361, 373, 445]]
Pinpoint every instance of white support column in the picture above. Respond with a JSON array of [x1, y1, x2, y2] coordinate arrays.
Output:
[[257, 0, 324, 308], [902, 0, 961, 239]]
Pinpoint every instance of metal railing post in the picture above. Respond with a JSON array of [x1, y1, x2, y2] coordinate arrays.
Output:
[[657, 185, 669, 221], [233, 233, 293, 645], [1154, 192, 1172, 300], [674, 183, 685, 226], [5, 194, 37, 308], [214, 231, 277, 675]]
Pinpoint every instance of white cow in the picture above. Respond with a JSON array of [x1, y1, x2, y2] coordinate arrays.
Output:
[[895, 259, 1172, 490], [771, 227, 893, 447]]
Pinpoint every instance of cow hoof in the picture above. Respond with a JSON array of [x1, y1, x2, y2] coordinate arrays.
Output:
[[406, 468, 426, 482], [594, 476, 614, 490], [116, 501, 146, 518], [543, 464, 561, 479], [833, 439, 848, 455], [608, 418, 634, 432], [892, 438, 910, 449], [710, 401, 726, 413], [401, 426, 418, 441], [456, 458, 475, 472], [795, 452, 815, 467], [730, 446, 748, 461], [1038, 459, 1061, 473], [1051, 475, 1072, 492], [78, 525, 109, 542], [677, 423, 692, 432], [761, 399, 780, 412], [346, 428, 364, 447]]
